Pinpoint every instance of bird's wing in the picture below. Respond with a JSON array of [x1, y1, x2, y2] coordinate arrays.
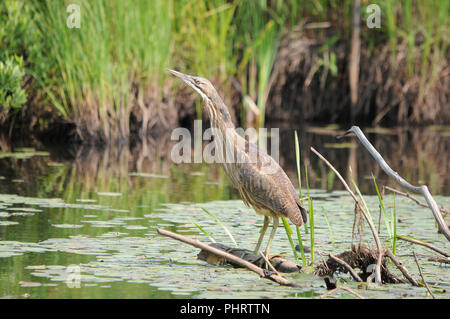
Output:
[[236, 142, 307, 226]]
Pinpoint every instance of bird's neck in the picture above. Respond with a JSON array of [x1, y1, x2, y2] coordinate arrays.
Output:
[[206, 99, 235, 132]]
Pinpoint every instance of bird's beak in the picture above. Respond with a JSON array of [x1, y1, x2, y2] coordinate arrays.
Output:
[[166, 69, 194, 85], [166, 69, 207, 100]]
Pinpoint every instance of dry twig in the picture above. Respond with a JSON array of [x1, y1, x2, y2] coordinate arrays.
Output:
[[311, 146, 384, 285], [328, 253, 363, 282], [320, 286, 365, 299], [413, 251, 435, 299], [385, 249, 419, 286]]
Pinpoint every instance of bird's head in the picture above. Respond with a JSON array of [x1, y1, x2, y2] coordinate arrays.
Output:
[[167, 69, 233, 127]]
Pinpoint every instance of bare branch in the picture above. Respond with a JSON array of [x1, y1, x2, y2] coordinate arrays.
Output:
[[339, 126, 450, 241], [328, 253, 363, 282], [385, 249, 419, 286], [413, 252, 435, 299], [310, 146, 383, 285]]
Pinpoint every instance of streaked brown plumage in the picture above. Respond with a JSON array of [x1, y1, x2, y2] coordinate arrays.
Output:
[[168, 69, 307, 256]]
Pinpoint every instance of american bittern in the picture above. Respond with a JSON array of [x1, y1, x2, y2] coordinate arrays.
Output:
[[168, 69, 307, 257]]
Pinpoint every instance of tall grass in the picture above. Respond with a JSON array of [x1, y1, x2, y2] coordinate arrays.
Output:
[[174, 0, 236, 81], [235, 1, 282, 127], [33, 0, 173, 141], [2, 0, 448, 139], [378, 0, 449, 98]]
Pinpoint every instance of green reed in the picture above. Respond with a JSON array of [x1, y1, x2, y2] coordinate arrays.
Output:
[[281, 217, 299, 265], [202, 208, 238, 248], [321, 207, 335, 246], [294, 130, 306, 266], [392, 194, 397, 255], [372, 175, 392, 239], [304, 163, 314, 264]]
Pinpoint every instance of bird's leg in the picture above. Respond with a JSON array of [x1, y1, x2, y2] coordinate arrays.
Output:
[[254, 216, 269, 254], [265, 217, 279, 258]]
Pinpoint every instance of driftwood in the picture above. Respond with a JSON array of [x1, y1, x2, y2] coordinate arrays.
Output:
[[339, 126, 450, 241], [197, 242, 300, 273], [157, 228, 299, 287]]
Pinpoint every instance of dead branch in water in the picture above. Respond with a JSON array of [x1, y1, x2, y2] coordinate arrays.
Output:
[[385, 249, 419, 287], [156, 228, 299, 287], [396, 236, 449, 258], [311, 146, 384, 284], [384, 186, 449, 216], [413, 251, 436, 299], [328, 253, 363, 282], [338, 126, 450, 241], [320, 286, 365, 299], [427, 255, 450, 265]]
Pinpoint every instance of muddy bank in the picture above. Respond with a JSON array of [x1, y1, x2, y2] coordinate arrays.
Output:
[[266, 30, 450, 126]]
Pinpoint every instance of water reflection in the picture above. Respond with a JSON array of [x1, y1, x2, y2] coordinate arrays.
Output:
[[0, 125, 448, 198]]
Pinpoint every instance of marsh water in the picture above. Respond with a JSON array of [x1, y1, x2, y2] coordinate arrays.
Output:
[[0, 125, 449, 299]]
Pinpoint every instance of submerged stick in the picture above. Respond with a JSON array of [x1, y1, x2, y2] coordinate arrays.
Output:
[[413, 251, 435, 299], [385, 249, 419, 286], [157, 228, 298, 287], [427, 256, 450, 264], [338, 126, 450, 241], [328, 253, 363, 282], [311, 147, 384, 285], [397, 236, 449, 258], [320, 286, 365, 299]]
